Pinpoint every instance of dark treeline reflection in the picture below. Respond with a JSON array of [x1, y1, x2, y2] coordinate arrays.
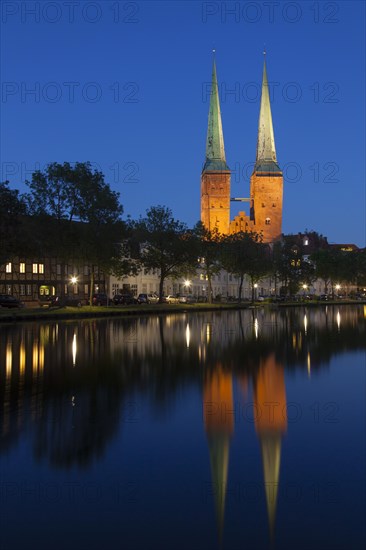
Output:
[[0, 306, 365, 472]]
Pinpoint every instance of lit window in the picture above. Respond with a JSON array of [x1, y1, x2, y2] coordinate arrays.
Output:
[[84, 284, 89, 295], [20, 285, 25, 296], [265, 218, 271, 225], [38, 264, 44, 274], [26, 285, 32, 295], [20, 262, 25, 273], [304, 239, 309, 246], [5, 262, 12, 273], [32, 263, 38, 274]]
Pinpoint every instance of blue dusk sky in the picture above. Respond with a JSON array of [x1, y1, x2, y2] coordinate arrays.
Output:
[[1, 0, 365, 246]]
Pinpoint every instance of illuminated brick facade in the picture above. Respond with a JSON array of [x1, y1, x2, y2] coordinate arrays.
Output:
[[201, 55, 283, 243]]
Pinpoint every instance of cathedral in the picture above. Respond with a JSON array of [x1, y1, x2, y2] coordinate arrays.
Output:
[[201, 55, 283, 243]]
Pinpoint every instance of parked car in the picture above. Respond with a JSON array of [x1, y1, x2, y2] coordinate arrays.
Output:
[[112, 293, 137, 305], [90, 293, 109, 306], [165, 295, 180, 304], [137, 293, 159, 304], [319, 294, 328, 301], [0, 294, 23, 308], [178, 295, 188, 303], [41, 295, 85, 307]]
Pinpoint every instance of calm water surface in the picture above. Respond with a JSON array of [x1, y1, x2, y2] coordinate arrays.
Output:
[[0, 306, 365, 550]]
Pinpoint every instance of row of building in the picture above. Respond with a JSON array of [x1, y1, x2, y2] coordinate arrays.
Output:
[[0, 239, 361, 306]]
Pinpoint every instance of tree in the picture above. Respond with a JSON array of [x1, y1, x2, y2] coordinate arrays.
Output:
[[220, 231, 266, 302], [242, 236, 272, 302], [25, 162, 125, 304], [132, 206, 195, 303], [311, 248, 353, 296], [192, 223, 223, 303], [0, 181, 27, 265], [274, 237, 315, 296]]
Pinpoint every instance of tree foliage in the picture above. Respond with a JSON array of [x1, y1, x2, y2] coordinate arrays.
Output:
[[0, 180, 27, 264], [221, 231, 271, 302], [132, 206, 196, 302]]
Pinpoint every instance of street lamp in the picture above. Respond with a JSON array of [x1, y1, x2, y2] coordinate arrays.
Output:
[[70, 276, 78, 297]]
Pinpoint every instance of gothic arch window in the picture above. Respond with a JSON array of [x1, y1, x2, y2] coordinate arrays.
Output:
[[265, 217, 271, 225]]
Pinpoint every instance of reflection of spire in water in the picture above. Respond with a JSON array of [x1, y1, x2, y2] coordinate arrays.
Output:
[[254, 354, 287, 541], [203, 366, 233, 542], [254, 317, 259, 339], [260, 433, 282, 540], [304, 314, 308, 335]]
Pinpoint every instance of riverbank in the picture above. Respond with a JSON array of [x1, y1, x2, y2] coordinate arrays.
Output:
[[0, 299, 365, 323]]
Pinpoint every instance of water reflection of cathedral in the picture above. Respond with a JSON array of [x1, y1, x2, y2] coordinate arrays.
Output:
[[0, 306, 365, 544], [202, 354, 287, 542]]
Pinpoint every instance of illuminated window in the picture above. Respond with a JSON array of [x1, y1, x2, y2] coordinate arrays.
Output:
[[5, 262, 11, 273], [84, 284, 89, 295], [32, 263, 38, 274], [38, 264, 44, 274], [20, 262, 25, 273], [73, 284, 78, 294], [304, 239, 309, 246], [20, 285, 25, 296], [26, 285, 32, 295], [265, 218, 271, 225]]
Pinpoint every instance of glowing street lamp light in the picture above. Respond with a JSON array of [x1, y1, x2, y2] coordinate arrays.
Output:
[[184, 279, 191, 288], [70, 276, 78, 285], [302, 284, 308, 290], [335, 284, 341, 291]]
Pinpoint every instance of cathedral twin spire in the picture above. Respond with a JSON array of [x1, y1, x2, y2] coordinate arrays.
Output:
[[203, 56, 230, 172], [203, 53, 279, 173]]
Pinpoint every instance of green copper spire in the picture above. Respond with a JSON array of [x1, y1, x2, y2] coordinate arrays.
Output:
[[255, 54, 281, 172], [203, 56, 230, 172]]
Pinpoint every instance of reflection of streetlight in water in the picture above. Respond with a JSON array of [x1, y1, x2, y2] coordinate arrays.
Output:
[[185, 323, 190, 348], [72, 333, 77, 366]]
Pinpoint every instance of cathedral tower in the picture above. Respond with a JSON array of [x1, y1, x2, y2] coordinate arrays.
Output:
[[201, 57, 231, 234], [250, 55, 283, 242]]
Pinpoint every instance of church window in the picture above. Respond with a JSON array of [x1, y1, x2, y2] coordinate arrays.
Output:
[[265, 218, 271, 225], [262, 203, 265, 207], [272, 203, 276, 207]]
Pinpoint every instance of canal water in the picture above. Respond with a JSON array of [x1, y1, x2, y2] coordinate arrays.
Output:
[[0, 306, 365, 549]]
